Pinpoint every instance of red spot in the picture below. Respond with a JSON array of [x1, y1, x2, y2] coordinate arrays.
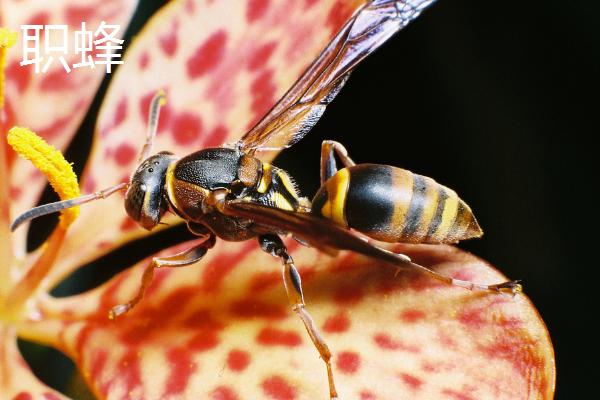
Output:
[[199, 242, 254, 291], [248, 41, 277, 70], [120, 217, 138, 232], [75, 325, 94, 356], [480, 335, 545, 379], [211, 386, 239, 400], [26, 12, 49, 26], [247, 0, 270, 22], [185, 0, 196, 14], [438, 330, 457, 349], [171, 112, 203, 145], [452, 269, 475, 281], [113, 143, 136, 166], [65, 5, 95, 27], [262, 375, 296, 400], [42, 393, 61, 400], [457, 307, 486, 330], [182, 309, 224, 331], [360, 391, 377, 400], [90, 350, 108, 381], [114, 96, 128, 128], [9, 186, 21, 200], [230, 300, 287, 320], [139, 91, 171, 132], [188, 329, 220, 352], [326, 0, 355, 33], [257, 327, 302, 347], [159, 22, 179, 57], [97, 241, 112, 250], [187, 30, 228, 79], [13, 393, 32, 400], [333, 285, 364, 305], [323, 311, 350, 333], [250, 271, 280, 292], [139, 52, 150, 70], [38, 111, 77, 139], [400, 373, 423, 391], [227, 349, 251, 372], [373, 333, 419, 353], [40, 68, 77, 91], [204, 125, 229, 147], [6, 60, 31, 91], [441, 389, 475, 400], [337, 351, 360, 374], [250, 69, 276, 118], [157, 286, 197, 313], [119, 350, 143, 396], [400, 309, 426, 323], [163, 346, 197, 396]]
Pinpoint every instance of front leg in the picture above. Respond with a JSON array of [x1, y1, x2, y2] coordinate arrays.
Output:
[[108, 233, 216, 319], [259, 234, 339, 400]]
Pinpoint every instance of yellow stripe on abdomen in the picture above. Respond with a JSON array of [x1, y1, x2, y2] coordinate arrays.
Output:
[[320, 168, 350, 227]]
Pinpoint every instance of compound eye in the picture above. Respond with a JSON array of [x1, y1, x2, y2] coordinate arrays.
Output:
[[124, 181, 145, 223]]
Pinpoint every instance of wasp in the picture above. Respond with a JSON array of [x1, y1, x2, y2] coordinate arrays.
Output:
[[11, 1, 521, 398]]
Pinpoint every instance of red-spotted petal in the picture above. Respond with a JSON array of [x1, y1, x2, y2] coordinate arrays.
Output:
[[28, 243, 554, 399], [1, 0, 138, 255], [48, 0, 364, 289], [0, 326, 69, 400]]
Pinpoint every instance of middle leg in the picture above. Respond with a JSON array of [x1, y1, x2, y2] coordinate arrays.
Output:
[[259, 234, 339, 400]]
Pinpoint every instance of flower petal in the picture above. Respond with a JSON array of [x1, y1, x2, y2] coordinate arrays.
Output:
[[1, 0, 138, 255], [49, 0, 364, 288], [0, 326, 69, 400], [34, 242, 555, 399]]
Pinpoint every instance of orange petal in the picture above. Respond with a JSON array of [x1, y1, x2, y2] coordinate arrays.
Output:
[[1, 0, 138, 255], [49, 0, 364, 289], [33, 242, 554, 399]]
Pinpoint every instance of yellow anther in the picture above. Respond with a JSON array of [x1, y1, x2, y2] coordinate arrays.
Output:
[[7, 127, 81, 228], [0, 27, 17, 109], [0, 28, 17, 48]]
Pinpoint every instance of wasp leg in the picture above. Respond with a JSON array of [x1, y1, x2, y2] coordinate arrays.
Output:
[[259, 234, 338, 400], [399, 256, 523, 295], [320, 140, 356, 184], [108, 234, 216, 319]]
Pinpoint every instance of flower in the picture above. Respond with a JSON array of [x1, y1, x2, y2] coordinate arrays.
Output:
[[0, 1, 555, 399]]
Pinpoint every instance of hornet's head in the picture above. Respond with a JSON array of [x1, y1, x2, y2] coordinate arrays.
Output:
[[125, 152, 178, 230]]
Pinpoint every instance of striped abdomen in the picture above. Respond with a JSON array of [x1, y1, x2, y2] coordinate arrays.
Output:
[[311, 164, 482, 244]]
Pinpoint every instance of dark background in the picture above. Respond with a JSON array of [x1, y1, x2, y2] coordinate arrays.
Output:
[[22, 0, 597, 398]]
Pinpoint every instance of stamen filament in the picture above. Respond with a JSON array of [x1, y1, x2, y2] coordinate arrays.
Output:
[[0, 28, 17, 109]]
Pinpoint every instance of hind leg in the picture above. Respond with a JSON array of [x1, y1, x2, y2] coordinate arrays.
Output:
[[320, 140, 356, 184]]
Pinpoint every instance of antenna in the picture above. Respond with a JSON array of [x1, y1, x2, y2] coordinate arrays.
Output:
[[10, 183, 128, 231], [139, 90, 167, 163]]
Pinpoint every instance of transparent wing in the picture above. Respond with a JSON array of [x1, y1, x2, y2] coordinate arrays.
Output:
[[238, 0, 436, 153]]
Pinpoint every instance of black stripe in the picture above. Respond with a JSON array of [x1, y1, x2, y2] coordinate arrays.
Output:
[[345, 165, 395, 235], [401, 174, 428, 237], [426, 186, 448, 239]]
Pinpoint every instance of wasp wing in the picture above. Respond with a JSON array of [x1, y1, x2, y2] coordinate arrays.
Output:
[[223, 199, 413, 266], [237, 0, 436, 153]]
